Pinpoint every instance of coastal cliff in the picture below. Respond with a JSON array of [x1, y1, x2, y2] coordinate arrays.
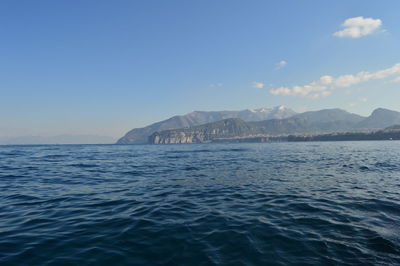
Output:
[[149, 118, 256, 144]]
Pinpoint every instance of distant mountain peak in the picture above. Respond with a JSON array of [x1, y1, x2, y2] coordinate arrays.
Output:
[[357, 108, 400, 129], [371, 108, 397, 115]]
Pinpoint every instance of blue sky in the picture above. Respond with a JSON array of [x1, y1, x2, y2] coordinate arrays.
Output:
[[1, 0, 400, 138]]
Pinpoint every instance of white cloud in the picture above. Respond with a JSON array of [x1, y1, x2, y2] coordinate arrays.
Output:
[[333, 16, 382, 38], [276, 60, 287, 69], [270, 63, 400, 99], [392, 77, 400, 83], [359, 97, 368, 102], [252, 81, 264, 89]]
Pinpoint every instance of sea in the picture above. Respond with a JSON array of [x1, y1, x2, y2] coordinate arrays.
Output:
[[1, 142, 399, 265]]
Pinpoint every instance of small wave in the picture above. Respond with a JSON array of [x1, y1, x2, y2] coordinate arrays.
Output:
[[5, 194, 41, 201], [0, 174, 23, 179], [367, 235, 400, 254], [168, 149, 212, 153], [69, 163, 98, 168], [167, 148, 249, 154], [120, 170, 145, 176], [374, 162, 400, 171], [183, 166, 200, 171], [219, 148, 250, 152], [41, 154, 69, 159]]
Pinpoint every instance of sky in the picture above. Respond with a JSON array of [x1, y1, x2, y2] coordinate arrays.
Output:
[[1, 0, 400, 138]]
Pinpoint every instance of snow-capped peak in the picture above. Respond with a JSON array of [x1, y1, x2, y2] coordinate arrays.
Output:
[[249, 106, 287, 113], [249, 108, 272, 113]]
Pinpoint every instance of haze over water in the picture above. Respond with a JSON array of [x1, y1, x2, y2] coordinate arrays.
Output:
[[1, 142, 399, 265]]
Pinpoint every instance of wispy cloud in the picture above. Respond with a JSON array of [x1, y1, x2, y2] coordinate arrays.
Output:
[[209, 83, 223, 87], [270, 63, 400, 99], [276, 60, 287, 70], [392, 77, 400, 83], [252, 81, 264, 89], [349, 97, 368, 108], [309, 91, 332, 99], [333, 16, 382, 38]]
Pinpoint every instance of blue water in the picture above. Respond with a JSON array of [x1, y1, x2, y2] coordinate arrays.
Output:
[[1, 142, 400, 265]]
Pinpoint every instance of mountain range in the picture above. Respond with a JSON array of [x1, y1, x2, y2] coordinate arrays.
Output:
[[117, 106, 296, 144], [146, 108, 400, 144]]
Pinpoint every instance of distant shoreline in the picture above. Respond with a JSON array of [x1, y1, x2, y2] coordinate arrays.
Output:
[[211, 130, 400, 144], [2, 130, 400, 146]]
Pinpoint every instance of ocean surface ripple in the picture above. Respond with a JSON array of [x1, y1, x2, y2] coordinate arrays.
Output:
[[1, 142, 400, 265]]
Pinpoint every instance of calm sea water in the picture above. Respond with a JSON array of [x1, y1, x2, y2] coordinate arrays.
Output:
[[1, 142, 400, 265]]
